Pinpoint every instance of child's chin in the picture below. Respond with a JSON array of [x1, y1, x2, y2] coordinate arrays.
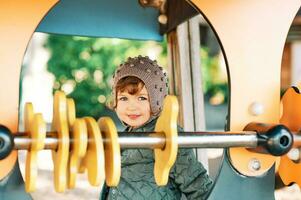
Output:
[[129, 123, 141, 128], [127, 121, 144, 128]]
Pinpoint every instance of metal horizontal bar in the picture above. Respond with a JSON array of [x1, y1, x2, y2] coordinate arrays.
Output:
[[14, 131, 259, 150], [116, 132, 258, 149]]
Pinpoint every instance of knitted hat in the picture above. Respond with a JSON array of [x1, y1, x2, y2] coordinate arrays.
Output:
[[112, 55, 168, 116]]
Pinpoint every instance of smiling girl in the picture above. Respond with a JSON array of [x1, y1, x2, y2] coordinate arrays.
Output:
[[100, 56, 212, 200], [115, 77, 151, 129]]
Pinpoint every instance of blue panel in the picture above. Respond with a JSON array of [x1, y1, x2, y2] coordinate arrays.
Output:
[[0, 163, 32, 200], [207, 151, 275, 200], [36, 0, 163, 41]]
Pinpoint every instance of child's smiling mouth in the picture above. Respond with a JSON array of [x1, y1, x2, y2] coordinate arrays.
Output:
[[128, 114, 141, 120]]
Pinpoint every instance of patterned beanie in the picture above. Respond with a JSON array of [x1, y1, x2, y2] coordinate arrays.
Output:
[[112, 55, 168, 116]]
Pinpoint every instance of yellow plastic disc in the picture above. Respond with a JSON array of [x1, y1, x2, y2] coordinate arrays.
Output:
[[24, 110, 46, 192], [66, 97, 88, 189], [52, 91, 70, 192], [98, 117, 120, 186], [67, 98, 76, 128], [80, 117, 105, 186], [154, 95, 178, 186], [67, 118, 88, 189], [24, 103, 46, 192]]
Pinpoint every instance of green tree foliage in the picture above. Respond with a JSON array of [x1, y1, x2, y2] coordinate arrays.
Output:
[[200, 47, 228, 104], [45, 33, 226, 121], [45, 35, 166, 119]]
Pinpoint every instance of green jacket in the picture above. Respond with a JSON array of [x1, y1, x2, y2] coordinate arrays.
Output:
[[100, 118, 212, 200]]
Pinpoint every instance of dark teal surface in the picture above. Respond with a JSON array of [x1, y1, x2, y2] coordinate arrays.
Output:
[[0, 162, 32, 200], [207, 150, 275, 200], [36, 0, 163, 41]]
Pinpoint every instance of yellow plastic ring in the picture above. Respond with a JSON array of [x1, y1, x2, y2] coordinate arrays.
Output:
[[98, 117, 120, 186], [52, 91, 70, 192], [154, 95, 178, 185]]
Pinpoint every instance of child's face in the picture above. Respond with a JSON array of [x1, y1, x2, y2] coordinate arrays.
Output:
[[116, 86, 151, 128]]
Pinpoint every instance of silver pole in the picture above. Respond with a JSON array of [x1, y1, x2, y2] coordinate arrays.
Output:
[[14, 131, 259, 150], [14, 132, 297, 150], [14, 137, 58, 150], [177, 133, 258, 148], [117, 132, 258, 149]]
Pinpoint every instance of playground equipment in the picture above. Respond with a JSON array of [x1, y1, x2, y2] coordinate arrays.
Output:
[[1, 0, 301, 199], [0, 91, 296, 196]]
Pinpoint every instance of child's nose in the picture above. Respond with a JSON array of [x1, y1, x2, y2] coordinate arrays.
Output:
[[127, 101, 138, 110]]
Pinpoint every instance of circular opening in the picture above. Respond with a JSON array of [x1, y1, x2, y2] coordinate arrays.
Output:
[[280, 135, 290, 147], [20, 0, 226, 198]]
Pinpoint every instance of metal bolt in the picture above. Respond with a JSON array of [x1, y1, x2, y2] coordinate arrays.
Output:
[[249, 102, 264, 116], [142, 0, 148, 4], [248, 158, 261, 171], [287, 148, 300, 162], [158, 14, 168, 25]]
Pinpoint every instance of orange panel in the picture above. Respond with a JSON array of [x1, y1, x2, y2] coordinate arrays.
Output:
[[190, 0, 300, 176], [280, 87, 301, 131], [0, 0, 59, 180], [278, 87, 301, 187]]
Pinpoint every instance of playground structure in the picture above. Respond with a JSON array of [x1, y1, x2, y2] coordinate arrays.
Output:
[[1, 0, 301, 199]]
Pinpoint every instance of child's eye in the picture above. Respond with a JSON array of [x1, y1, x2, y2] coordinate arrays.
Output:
[[138, 96, 148, 101], [118, 97, 128, 101]]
